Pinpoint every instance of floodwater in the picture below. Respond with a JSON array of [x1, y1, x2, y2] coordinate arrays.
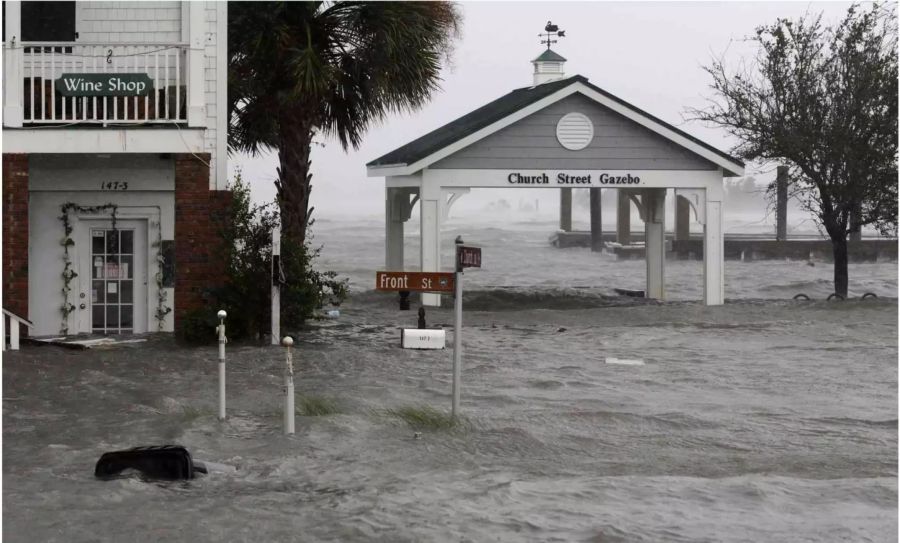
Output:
[[4, 217, 897, 542]]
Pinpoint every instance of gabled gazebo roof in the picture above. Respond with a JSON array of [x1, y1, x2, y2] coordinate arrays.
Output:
[[367, 74, 744, 177]]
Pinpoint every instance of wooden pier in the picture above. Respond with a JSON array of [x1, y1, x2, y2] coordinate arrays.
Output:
[[549, 231, 897, 262]]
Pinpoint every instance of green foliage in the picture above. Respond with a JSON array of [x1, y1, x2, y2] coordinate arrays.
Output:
[[691, 3, 898, 295], [177, 307, 219, 344], [176, 171, 348, 342], [228, 1, 462, 244], [296, 395, 342, 416], [383, 405, 465, 431]]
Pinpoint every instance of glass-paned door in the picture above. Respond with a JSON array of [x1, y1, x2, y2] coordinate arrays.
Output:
[[91, 228, 135, 334]]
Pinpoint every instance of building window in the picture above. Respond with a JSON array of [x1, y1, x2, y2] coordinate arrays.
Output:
[[9, 1, 77, 53]]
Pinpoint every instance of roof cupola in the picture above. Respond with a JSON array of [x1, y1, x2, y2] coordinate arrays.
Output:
[[533, 21, 566, 85]]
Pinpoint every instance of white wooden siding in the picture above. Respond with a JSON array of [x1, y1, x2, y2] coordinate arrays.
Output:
[[77, 2, 183, 43]]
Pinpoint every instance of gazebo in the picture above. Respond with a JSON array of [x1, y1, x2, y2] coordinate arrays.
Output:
[[366, 47, 744, 306]]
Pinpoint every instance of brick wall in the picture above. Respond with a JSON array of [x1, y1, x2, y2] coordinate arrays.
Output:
[[2, 154, 29, 320], [173, 153, 231, 328]]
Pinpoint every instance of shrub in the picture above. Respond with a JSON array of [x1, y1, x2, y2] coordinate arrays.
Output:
[[177, 171, 347, 342]]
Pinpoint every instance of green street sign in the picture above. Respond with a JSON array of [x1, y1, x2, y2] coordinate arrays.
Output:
[[55, 73, 154, 97]]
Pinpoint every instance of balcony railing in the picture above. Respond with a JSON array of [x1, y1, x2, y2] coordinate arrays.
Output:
[[19, 42, 188, 125]]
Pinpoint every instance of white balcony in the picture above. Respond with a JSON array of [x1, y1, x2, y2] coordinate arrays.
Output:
[[16, 42, 189, 125]]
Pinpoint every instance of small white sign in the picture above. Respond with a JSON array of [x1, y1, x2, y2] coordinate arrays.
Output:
[[107, 283, 118, 294], [401, 329, 446, 350]]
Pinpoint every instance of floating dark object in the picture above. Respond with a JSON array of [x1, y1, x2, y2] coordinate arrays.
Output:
[[861, 292, 878, 299], [826, 293, 845, 301], [399, 291, 411, 310], [94, 445, 199, 480], [614, 288, 644, 298], [793, 293, 811, 301]]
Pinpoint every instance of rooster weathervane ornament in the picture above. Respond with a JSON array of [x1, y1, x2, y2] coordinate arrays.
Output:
[[540, 21, 565, 49]]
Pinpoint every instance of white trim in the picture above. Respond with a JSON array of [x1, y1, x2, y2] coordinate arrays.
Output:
[[186, 1, 206, 127], [385, 174, 423, 188], [3, 1, 24, 127], [216, 1, 228, 190], [2, 128, 206, 153], [181, 1, 190, 43], [366, 80, 744, 178]]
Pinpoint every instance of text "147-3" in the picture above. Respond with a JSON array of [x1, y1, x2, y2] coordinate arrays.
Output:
[[100, 181, 129, 190]]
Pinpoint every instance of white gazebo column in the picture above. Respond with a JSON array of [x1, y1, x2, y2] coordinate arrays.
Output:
[[703, 187, 725, 305], [385, 187, 417, 270], [643, 188, 667, 300], [419, 182, 442, 307], [385, 188, 403, 269]]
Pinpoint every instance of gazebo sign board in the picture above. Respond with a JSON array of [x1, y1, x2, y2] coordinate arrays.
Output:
[[56, 73, 154, 97]]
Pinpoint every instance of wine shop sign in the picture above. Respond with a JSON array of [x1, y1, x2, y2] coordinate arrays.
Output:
[[56, 73, 154, 97]]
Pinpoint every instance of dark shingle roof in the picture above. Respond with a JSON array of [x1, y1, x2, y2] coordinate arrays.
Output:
[[367, 74, 744, 171], [533, 49, 567, 63]]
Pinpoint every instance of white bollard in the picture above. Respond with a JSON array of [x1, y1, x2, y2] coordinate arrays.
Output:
[[282, 336, 295, 435], [217, 310, 227, 421]]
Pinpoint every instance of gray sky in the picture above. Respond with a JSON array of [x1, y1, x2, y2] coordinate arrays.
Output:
[[229, 1, 857, 220]]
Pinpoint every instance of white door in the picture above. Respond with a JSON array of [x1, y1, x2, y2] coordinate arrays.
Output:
[[76, 220, 148, 334]]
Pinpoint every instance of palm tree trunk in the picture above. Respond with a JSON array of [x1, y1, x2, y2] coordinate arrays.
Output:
[[832, 236, 849, 297], [276, 110, 315, 245]]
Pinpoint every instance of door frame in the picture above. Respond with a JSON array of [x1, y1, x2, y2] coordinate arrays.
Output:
[[73, 210, 158, 335]]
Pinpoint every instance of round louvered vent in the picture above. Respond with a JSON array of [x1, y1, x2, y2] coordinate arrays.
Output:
[[556, 112, 594, 151]]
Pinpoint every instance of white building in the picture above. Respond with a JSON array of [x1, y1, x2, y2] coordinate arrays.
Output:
[[3, 1, 229, 336]]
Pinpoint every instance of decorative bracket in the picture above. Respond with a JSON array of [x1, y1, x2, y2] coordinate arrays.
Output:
[[626, 189, 666, 223], [389, 188, 419, 222], [675, 188, 706, 225], [624, 189, 646, 222], [441, 188, 471, 221]]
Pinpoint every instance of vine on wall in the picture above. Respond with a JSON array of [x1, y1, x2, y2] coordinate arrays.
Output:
[[59, 203, 118, 335], [151, 219, 172, 331]]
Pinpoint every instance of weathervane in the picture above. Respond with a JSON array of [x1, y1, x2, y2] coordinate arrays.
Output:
[[539, 21, 565, 50]]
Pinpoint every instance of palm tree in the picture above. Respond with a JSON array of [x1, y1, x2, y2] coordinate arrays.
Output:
[[228, 1, 461, 244]]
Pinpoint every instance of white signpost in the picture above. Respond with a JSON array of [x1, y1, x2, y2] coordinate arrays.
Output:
[[282, 335, 295, 435], [452, 238, 481, 420], [375, 239, 481, 421], [216, 309, 227, 421]]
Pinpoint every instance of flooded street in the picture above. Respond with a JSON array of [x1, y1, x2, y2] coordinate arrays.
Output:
[[3, 219, 897, 541]]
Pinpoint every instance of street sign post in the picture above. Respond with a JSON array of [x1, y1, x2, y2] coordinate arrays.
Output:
[[376, 238, 481, 421], [375, 271, 454, 293], [457, 245, 482, 269]]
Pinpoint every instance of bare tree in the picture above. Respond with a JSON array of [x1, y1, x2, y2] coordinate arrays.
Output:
[[690, 4, 897, 296]]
